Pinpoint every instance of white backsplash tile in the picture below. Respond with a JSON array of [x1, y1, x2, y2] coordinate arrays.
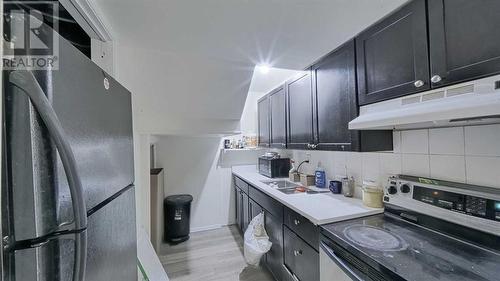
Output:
[[402, 154, 430, 177], [379, 153, 402, 180], [401, 129, 429, 154], [347, 152, 362, 185], [429, 127, 464, 155], [429, 155, 466, 183], [465, 124, 500, 156], [362, 153, 380, 184], [393, 131, 402, 153], [465, 156, 500, 188], [332, 151, 348, 177], [280, 124, 499, 195]]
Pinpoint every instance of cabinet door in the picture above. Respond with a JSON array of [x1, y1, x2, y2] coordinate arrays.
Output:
[[265, 211, 284, 281], [286, 72, 314, 149], [249, 199, 263, 221], [356, 0, 429, 105], [428, 0, 500, 87], [269, 85, 287, 149], [312, 40, 357, 151], [234, 188, 243, 230], [242, 193, 249, 232], [284, 207, 319, 251], [284, 227, 319, 281], [235, 187, 242, 231], [258, 95, 270, 147]]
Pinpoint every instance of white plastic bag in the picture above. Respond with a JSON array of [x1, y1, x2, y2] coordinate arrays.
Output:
[[243, 212, 273, 266]]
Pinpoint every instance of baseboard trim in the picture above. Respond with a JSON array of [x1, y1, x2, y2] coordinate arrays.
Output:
[[190, 224, 222, 233]]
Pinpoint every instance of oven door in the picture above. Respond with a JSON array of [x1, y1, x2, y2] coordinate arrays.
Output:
[[320, 242, 374, 281]]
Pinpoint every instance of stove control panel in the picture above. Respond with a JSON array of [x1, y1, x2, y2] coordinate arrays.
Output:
[[385, 175, 500, 222], [495, 202, 500, 221], [412, 185, 500, 221]]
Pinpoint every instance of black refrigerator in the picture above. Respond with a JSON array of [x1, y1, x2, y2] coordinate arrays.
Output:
[[1, 21, 137, 281]]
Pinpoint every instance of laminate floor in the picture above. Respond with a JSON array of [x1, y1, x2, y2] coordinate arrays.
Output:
[[159, 225, 275, 281]]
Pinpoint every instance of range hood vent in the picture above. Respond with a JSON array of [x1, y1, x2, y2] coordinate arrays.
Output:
[[349, 75, 500, 130]]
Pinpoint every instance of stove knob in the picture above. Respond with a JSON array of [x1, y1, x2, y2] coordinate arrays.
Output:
[[388, 186, 397, 195], [400, 184, 411, 193]]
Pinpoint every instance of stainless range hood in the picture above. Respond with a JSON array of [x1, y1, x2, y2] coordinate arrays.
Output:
[[349, 75, 500, 130]]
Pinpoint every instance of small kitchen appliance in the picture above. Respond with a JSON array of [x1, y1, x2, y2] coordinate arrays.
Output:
[[258, 153, 290, 178], [320, 175, 500, 281]]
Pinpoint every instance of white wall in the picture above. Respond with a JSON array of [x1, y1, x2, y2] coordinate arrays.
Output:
[[91, 39, 115, 75], [274, 124, 500, 199], [240, 91, 265, 134], [153, 135, 263, 232], [134, 134, 152, 236]]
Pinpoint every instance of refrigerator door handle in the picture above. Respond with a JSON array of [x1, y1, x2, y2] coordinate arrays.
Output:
[[9, 70, 88, 281]]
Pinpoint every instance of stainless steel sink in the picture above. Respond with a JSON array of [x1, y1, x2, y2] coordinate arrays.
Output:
[[261, 180, 300, 189], [261, 179, 330, 195]]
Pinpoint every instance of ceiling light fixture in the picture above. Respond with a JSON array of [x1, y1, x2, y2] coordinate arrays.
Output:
[[257, 64, 270, 74]]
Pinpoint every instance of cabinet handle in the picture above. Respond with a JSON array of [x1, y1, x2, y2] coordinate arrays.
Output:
[[414, 80, 424, 88], [293, 249, 303, 256], [431, 75, 442, 83], [294, 219, 300, 225]]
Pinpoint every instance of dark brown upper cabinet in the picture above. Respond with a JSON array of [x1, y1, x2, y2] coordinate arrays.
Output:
[[257, 95, 270, 147], [312, 40, 357, 151], [269, 85, 287, 149], [356, 0, 429, 105], [312, 40, 393, 152], [428, 0, 500, 87], [286, 71, 314, 150]]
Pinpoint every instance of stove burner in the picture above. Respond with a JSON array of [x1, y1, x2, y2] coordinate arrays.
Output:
[[343, 225, 408, 251]]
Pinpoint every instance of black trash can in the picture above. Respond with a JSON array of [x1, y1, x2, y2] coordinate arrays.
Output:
[[164, 194, 193, 244]]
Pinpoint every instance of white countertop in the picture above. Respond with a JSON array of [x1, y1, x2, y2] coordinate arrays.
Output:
[[232, 165, 383, 226]]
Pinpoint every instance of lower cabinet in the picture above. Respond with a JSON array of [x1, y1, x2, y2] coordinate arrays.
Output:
[[235, 186, 242, 231], [283, 226, 320, 281], [249, 198, 264, 220], [235, 182, 250, 233], [265, 211, 285, 280], [242, 192, 249, 231], [234, 176, 320, 281]]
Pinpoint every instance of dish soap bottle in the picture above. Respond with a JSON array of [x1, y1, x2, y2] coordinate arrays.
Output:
[[315, 162, 326, 188], [289, 159, 300, 182]]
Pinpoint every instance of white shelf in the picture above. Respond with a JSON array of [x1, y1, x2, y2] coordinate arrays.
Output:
[[222, 147, 264, 152]]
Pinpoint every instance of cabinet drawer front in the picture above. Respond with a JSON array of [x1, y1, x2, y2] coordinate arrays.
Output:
[[284, 207, 319, 250], [248, 185, 283, 219], [234, 176, 249, 194], [284, 226, 320, 281]]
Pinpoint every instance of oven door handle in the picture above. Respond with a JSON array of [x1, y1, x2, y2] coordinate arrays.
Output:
[[320, 241, 366, 281]]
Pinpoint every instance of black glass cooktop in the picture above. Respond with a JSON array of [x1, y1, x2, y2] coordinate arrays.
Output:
[[321, 214, 500, 281]]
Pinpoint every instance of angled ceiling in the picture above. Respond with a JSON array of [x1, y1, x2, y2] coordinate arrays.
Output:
[[90, 0, 406, 135]]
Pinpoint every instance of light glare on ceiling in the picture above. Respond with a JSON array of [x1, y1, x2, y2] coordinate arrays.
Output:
[[257, 64, 270, 74]]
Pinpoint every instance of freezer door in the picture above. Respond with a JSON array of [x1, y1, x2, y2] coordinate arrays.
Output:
[[85, 186, 137, 281], [4, 25, 134, 225], [51, 35, 134, 214]]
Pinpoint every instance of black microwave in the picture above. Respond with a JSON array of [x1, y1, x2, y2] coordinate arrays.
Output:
[[258, 157, 290, 178]]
